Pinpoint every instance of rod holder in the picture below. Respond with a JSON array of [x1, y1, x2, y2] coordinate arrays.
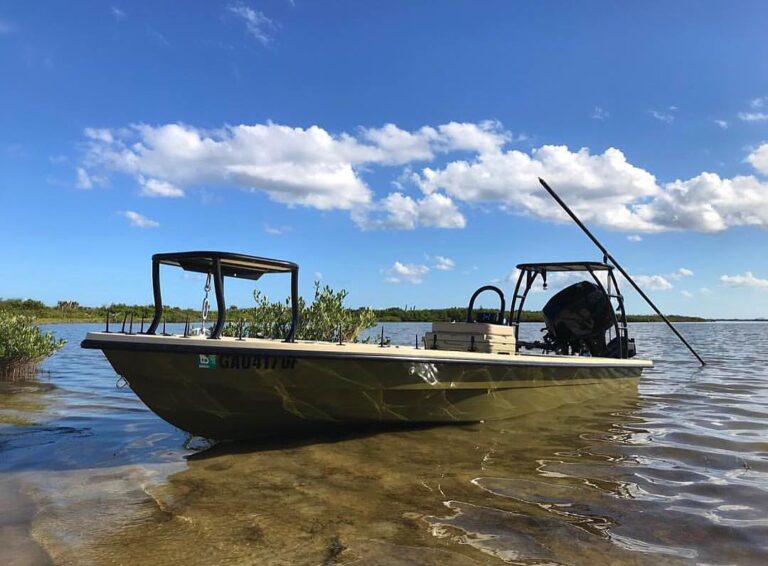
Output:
[[120, 313, 127, 333]]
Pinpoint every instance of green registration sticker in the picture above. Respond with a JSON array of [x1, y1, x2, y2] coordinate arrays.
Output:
[[198, 354, 217, 369]]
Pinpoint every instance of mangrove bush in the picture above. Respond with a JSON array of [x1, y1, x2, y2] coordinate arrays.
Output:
[[0, 311, 65, 380], [225, 282, 376, 342]]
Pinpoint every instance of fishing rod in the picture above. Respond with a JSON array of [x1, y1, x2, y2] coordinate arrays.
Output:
[[538, 177, 706, 366]]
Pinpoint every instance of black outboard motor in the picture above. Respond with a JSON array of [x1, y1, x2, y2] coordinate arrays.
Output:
[[542, 281, 620, 357]]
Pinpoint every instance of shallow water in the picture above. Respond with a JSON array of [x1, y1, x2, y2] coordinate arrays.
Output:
[[1, 322, 767, 565]]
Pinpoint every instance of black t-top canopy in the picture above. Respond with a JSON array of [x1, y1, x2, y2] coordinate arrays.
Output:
[[153, 251, 297, 281], [516, 261, 613, 273], [147, 251, 299, 341]]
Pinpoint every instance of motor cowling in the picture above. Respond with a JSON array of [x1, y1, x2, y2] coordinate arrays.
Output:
[[542, 281, 615, 356]]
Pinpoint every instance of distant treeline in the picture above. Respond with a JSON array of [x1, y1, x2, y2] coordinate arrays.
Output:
[[1, 298, 707, 324], [370, 306, 706, 323]]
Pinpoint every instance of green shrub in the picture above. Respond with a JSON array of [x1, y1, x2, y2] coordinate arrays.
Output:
[[0, 311, 65, 379], [225, 282, 376, 342]]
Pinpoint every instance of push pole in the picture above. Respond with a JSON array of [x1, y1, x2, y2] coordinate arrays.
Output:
[[538, 177, 706, 366]]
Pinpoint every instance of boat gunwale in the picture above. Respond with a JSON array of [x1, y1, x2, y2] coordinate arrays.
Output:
[[81, 332, 653, 369]]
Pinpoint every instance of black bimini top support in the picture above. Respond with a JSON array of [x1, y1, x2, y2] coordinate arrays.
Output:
[[146, 251, 299, 341], [509, 261, 630, 358]]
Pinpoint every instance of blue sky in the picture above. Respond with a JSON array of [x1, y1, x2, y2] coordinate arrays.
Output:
[[2, 1, 768, 318]]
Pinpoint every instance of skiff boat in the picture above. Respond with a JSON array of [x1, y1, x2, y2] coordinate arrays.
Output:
[[82, 251, 653, 440], [81, 180, 704, 440]]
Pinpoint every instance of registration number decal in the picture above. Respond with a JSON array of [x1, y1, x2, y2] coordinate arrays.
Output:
[[219, 355, 297, 370]]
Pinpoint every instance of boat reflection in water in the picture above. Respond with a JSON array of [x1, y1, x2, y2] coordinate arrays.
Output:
[[50, 386, 677, 565]]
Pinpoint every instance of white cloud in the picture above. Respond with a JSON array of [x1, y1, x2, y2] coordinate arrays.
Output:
[[76, 167, 93, 189], [739, 112, 768, 122], [643, 172, 768, 232], [138, 175, 184, 197], [80, 119, 768, 234], [416, 144, 662, 232], [592, 106, 609, 121], [110, 6, 126, 20], [432, 256, 455, 271], [720, 272, 768, 289], [750, 97, 767, 109], [648, 109, 675, 123], [385, 261, 429, 284], [627, 234, 643, 242], [670, 267, 694, 279], [228, 3, 275, 45], [352, 192, 465, 230], [84, 128, 114, 143], [83, 123, 373, 210], [747, 144, 768, 175], [123, 210, 159, 228], [264, 224, 291, 235], [700, 287, 713, 295], [629, 274, 673, 291], [681, 290, 693, 298], [714, 120, 729, 129], [359, 120, 510, 164], [75, 167, 107, 189]]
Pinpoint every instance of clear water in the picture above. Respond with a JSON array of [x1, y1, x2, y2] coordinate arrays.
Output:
[[1, 322, 767, 565]]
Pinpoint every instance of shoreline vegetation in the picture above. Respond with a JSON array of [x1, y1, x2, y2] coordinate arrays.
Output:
[[0, 298, 719, 325], [0, 311, 66, 380]]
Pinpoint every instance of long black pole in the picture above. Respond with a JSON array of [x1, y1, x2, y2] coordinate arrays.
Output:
[[538, 177, 706, 366]]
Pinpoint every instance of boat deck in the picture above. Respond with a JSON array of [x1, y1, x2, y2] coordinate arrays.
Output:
[[82, 332, 653, 368]]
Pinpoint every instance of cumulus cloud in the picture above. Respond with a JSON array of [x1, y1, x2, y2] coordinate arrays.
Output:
[[632, 274, 673, 291], [713, 120, 729, 129], [352, 191, 465, 230], [738, 112, 768, 122], [110, 6, 126, 21], [228, 3, 275, 45], [670, 267, 694, 279], [139, 176, 184, 197], [385, 261, 429, 284], [747, 144, 768, 176], [720, 272, 768, 289], [592, 106, 609, 121], [643, 172, 768, 232], [627, 234, 643, 242], [79, 120, 768, 234], [416, 144, 662, 232], [123, 210, 158, 228], [431, 256, 455, 271]]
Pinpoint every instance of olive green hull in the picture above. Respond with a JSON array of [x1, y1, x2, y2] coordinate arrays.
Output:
[[95, 341, 645, 440]]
